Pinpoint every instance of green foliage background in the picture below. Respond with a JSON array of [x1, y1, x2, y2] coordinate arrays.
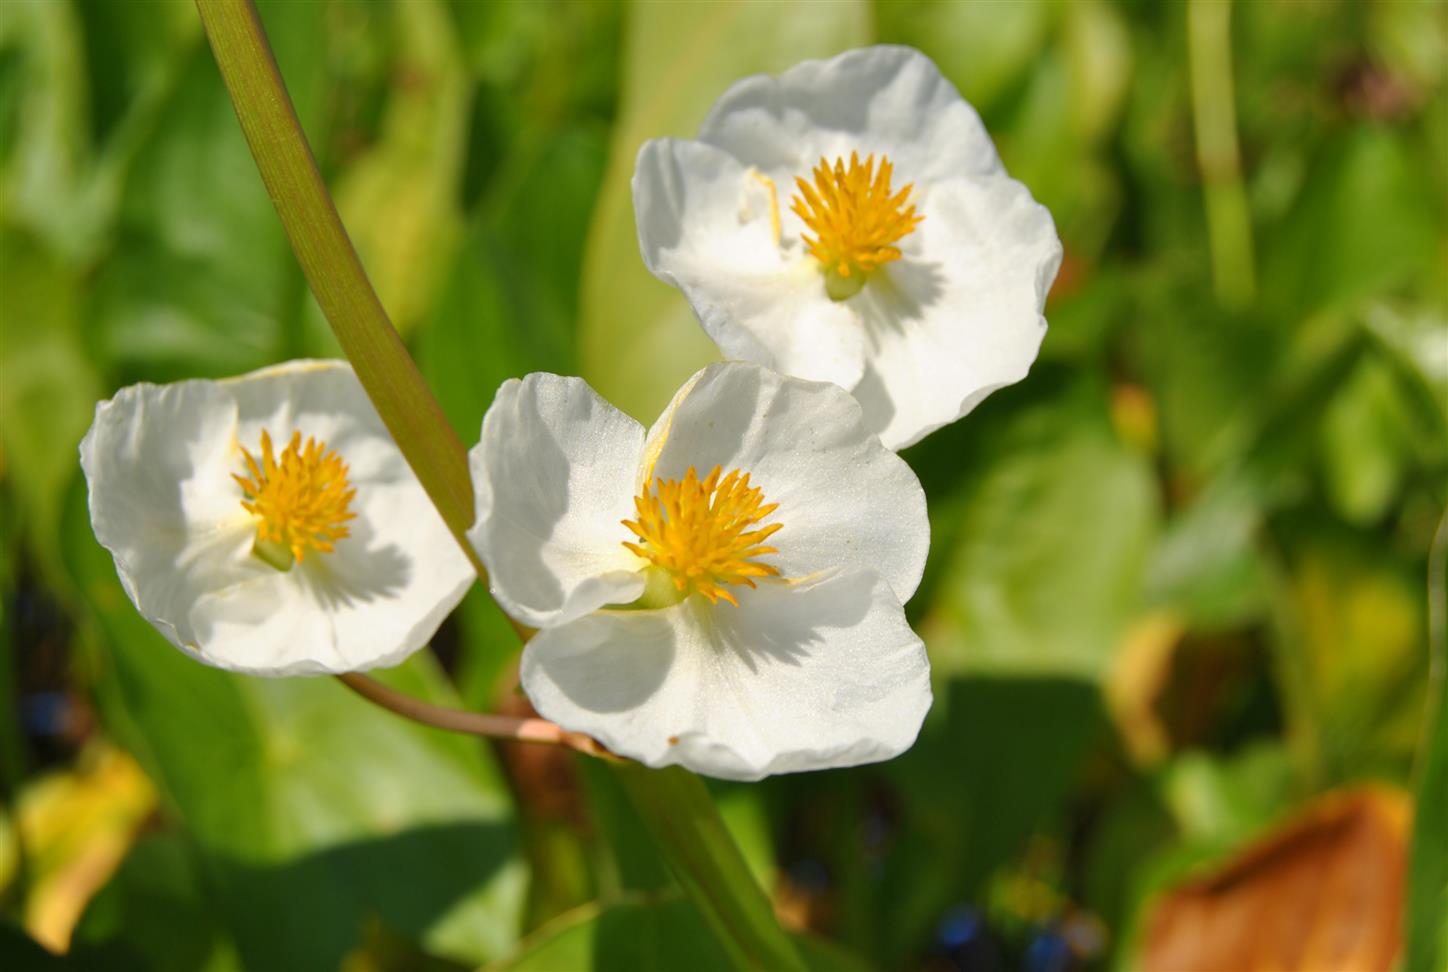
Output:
[[0, 0, 1444, 969]]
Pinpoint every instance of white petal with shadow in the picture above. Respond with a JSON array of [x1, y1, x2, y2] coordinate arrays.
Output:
[[520, 569, 931, 781], [633, 138, 865, 390], [468, 373, 648, 628], [846, 174, 1060, 449], [81, 359, 473, 675]]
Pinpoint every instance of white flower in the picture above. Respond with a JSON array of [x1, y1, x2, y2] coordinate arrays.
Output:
[[633, 45, 1062, 450], [468, 362, 931, 780], [80, 360, 474, 676]]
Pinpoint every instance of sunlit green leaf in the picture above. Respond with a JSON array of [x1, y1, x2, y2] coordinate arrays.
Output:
[[0, 230, 101, 578], [915, 373, 1159, 682], [1319, 355, 1415, 524]]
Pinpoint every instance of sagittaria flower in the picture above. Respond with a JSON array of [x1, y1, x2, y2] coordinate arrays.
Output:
[[468, 362, 931, 780], [633, 45, 1062, 450], [80, 360, 473, 676]]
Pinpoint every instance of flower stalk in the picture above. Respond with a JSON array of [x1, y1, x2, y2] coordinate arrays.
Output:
[[1188, 0, 1256, 308], [194, 0, 479, 574], [336, 673, 618, 760], [615, 764, 807, 971]]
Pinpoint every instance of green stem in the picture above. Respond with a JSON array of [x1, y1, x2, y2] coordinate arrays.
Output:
[[194, 0, 479, 575], [1406, 506, 1448, 972], [195, 3, 800, 966], [1188, 0, 1256, 309], [616, 764, 807, 971]]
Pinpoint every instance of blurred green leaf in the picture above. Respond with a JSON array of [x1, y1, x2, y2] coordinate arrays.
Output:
[[915, 374, 1159, 682], [91, 46, 299, 378], [1319, 354, 1415, 524], [0, 230, 101, 579], [1060, 0, 1132, 146], [72, 0, 197, 146], [1263, 126, 1438, 317], [488, 895, 728, 972], [486, 894, 868, 972], [1367, 0, 1448, 90], [1276, 519, 1427, 780], [418, 126, 608, 442], [60, 483, 526, 969], [70, 833, 240, 972], [0, 0, 195, 262], [0, 0, 95, 258], [1004, 18, 1128, 255], [578, 0, 869, 422], [1361, 302, 1448, 453], [1145, 470, 1273, 628], [332, 0, 468, 339], [1160, 745, 1295, 847], [1127, 299, 1280, 481], [1082, 778, 1175, 941], [878, 676, 1106, 965], [1142, 312, 1381, 631], [875, 0, 1054, 115]]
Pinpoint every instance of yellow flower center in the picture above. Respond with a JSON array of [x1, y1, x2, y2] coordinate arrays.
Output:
[[791, 151, 923, 297], [621, 465, 783, 607], [234, 429, 356, 569]]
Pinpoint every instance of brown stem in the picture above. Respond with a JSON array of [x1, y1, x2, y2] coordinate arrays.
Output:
[[336, 673, 619, 761]]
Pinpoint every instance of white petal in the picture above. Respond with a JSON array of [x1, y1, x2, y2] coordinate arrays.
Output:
[[468, 373, 647, 628], [520, 569, 932, 781], [641, 362, 927, 602], [696, 45, 1003, 188], [187, 473, 474, 676], [81, 375, 255, 648], [632, 45, 1060, 449], [79, 360, 473, 675], [849, 174, 1061, 449], [633, 138, 866, 390]]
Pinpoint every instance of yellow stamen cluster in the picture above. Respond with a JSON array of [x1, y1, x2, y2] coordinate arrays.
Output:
[[622, 465, 783, 606], [792, 151, 923, 281], [234, 430, 356, 565]]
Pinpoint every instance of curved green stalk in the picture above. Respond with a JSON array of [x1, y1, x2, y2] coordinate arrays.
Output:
[[617, 764, 807, 971], [1188, 0, 1255, 309], [194, 0, 478, 571], [1406, 507, 1448, 972]]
